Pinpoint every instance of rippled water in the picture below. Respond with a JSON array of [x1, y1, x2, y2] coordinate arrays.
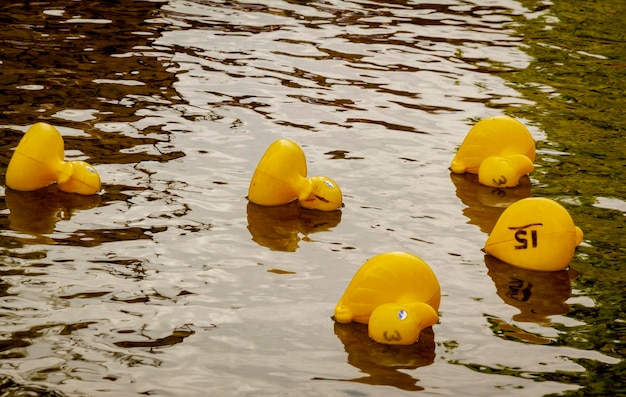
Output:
[[1, 1, 624, 396]]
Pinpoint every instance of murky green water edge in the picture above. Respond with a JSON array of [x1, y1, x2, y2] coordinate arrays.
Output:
[[502, 1, 625, 395]]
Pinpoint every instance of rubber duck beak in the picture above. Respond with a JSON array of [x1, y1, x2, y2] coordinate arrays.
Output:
[[57, 161, 102, 195], [298, 176, 343, 211], [368, 303, 438, 345], [478, 154, 534, 188]]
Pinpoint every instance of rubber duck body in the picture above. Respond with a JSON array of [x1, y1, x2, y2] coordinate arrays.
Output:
[[450, 116, 535, 188], [248, 139, 342, 211], [6, 122, 101, 195], [334, 252, 441, 345], [484, 197, 583, 271]]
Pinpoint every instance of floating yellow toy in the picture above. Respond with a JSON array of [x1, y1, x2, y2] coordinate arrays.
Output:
[[450, 116, 535, 188], [6, 122, 101, 195], [484, 197, 583, 271], [248, 139, 342, 211], [334, 252, 441, 345]]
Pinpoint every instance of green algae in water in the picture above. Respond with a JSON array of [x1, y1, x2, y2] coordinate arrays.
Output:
[[499, 1, 626, 395]]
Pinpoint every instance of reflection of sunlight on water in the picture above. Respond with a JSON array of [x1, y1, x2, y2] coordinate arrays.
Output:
[[52, 109, 99, 122], [592, 196, 626, 212], [158, 0, 533, 134]]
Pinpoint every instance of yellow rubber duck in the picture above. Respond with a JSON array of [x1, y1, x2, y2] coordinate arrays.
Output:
[[484, 197, 584, 271], [6, 122, 101, 195], [248, 139, 342, 211], [334, 252, 441, 345], [450, 116, 535, 188]]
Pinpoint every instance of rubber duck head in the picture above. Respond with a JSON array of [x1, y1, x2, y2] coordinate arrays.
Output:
[[6, 122, 101, 195], [477, 154, 534, 188], [57, 160, 101, 195], [484, 197, 584, 271], [368, 302, 439, 345], [298, 176, 343, 211]]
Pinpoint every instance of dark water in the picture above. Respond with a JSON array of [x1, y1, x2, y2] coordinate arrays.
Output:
[[0, 0, 624, 396]]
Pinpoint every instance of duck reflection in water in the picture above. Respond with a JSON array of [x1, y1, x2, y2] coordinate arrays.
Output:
[[5, 185, 101, 235], [485, 255, 575, 325], [315, 322, 435, 391], [450, 172, 531, 234], [246, 201, 342, 252]]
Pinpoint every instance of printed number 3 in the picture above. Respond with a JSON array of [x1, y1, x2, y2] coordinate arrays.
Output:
[[492, 175, 507, 186], [383, 330, 402, 342]]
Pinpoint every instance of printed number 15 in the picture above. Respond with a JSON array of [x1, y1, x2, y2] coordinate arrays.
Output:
[[515, 229, 538, 249]]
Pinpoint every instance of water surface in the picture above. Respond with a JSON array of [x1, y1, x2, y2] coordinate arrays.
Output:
[[0, 0, 623, 396]]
